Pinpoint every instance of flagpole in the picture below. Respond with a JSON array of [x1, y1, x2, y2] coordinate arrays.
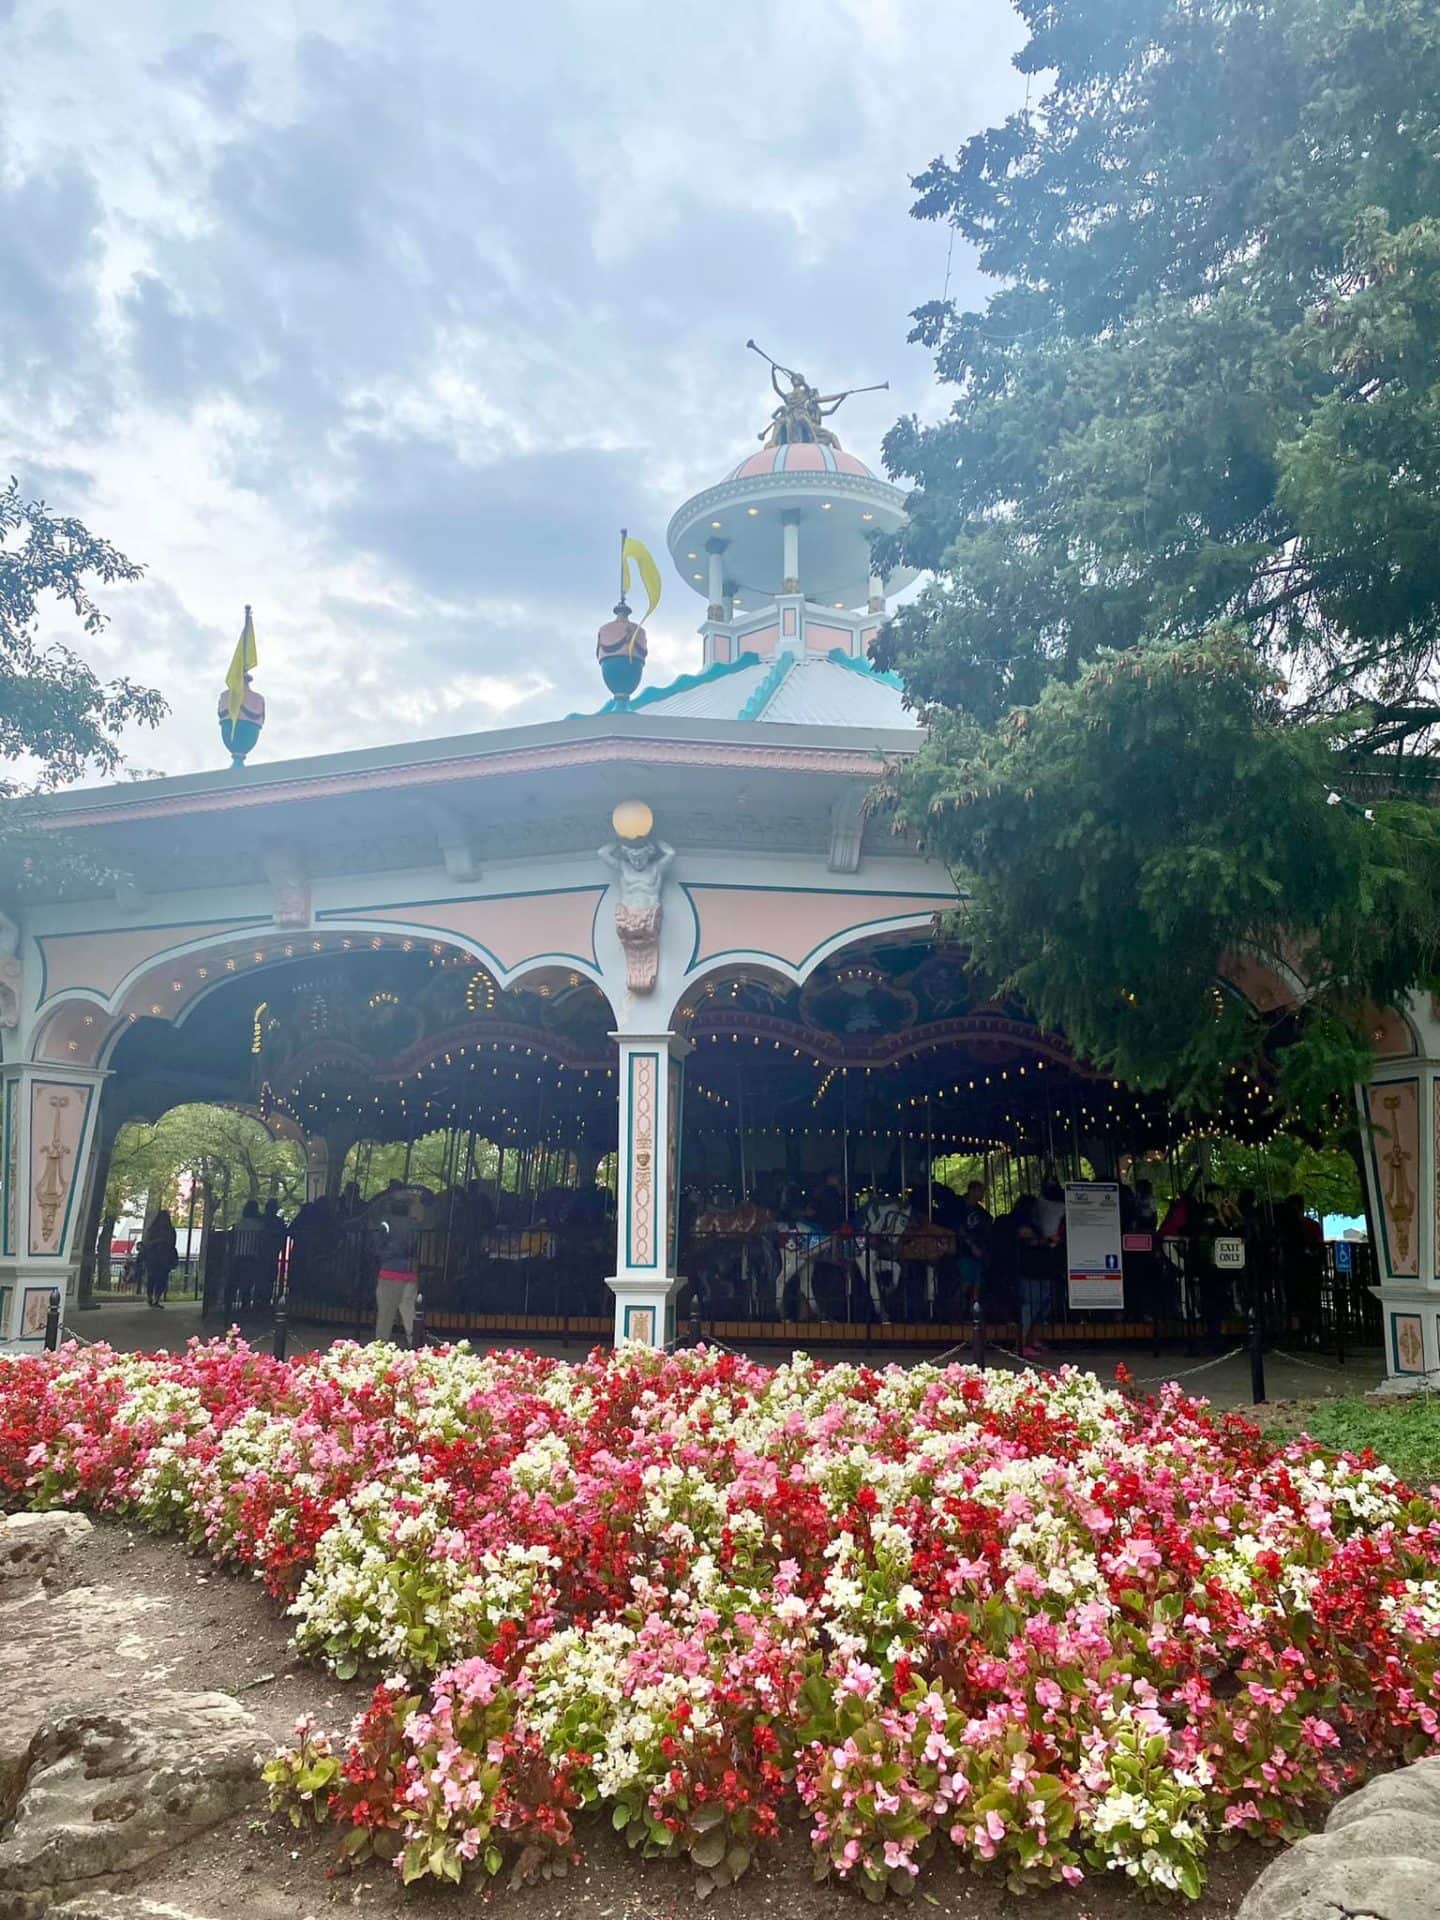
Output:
[[619, 528, 627, 604]]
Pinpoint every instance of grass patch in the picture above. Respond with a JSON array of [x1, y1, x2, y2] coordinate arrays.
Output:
[[1268, 1392, 1440, 1491]]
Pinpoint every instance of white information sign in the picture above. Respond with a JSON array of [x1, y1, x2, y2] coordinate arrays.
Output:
[[1213, 1236, 1246, 1271], [1065, 1181, 1125, 1310]]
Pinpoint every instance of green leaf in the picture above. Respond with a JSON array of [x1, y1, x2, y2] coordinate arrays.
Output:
[[691, 1829, 728, 1870]]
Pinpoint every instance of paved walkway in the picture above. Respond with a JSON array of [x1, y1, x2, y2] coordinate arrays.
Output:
[[47, 1295, 1383, 1408]]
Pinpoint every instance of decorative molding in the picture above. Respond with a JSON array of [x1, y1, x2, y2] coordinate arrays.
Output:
[[827, 785, 869, 874], [319, 887, 606, 979], [35, 738, 918, 829], [684, 883, 956, 975], [35, 917, 271, 1008], [425, 803, 482, 882], [263, 839, 311, 928]]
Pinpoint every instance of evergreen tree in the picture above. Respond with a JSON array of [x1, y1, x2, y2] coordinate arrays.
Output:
[[878, 0, 1440, 1107]]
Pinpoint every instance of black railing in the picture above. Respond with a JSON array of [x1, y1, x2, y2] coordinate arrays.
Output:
[[675, 1225, 1381, 1352]]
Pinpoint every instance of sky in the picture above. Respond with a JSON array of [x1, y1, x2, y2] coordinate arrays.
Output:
[[1, 0, 1026, 778]]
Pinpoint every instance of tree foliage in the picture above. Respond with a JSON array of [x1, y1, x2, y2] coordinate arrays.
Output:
[[108, 1105, 306, 1229], [1, 479, 165, 894], [1, 479, 164, 790], [877, 0, 1440, 1108]]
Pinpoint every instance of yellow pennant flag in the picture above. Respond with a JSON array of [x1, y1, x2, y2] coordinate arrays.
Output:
[[620, 534, 662, 632], [225, 606, 257, 723]]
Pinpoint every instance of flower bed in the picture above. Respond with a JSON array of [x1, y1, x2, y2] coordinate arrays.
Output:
[[2, 1337, 1438, 1902]]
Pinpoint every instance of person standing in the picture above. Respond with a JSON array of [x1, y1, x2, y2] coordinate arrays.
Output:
[[261, 1198, 289, 1306], [1006, 1196, 1050, 1359], [372, 1190, 425, 1346], [229, 1200, 267, 1314], [142, 1209, 178, 1307], [957, 1179, 992, 1313]]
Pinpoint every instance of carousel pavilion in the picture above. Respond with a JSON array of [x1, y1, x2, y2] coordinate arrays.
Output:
[[1, 368, 1435, 1382]]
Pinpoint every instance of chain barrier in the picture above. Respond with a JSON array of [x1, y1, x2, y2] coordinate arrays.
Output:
[[1124, 1346, 1246, 1385], [1267, 1347, 1356, 1377]]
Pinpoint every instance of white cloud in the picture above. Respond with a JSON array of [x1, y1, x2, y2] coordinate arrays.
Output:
[[0, 0, 1025, 779]]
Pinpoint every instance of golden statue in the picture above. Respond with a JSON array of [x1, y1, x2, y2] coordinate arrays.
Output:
[[746, 340, 888, 449]]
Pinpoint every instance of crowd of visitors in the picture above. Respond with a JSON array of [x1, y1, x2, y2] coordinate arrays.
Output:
[[687, 1166, 1339, 1349], [119, 1159, 1340, 1352]]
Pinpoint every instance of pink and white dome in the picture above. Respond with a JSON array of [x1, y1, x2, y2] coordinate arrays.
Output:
[[728, 442, 875, 481]]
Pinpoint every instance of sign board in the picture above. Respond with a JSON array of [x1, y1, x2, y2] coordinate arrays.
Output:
[[1213, 1236, 1246, 1271], [1122, 1232, 1153, 1254], [1065, 1182, 1124, 1310], [1334, 1239, 1354, 1273]]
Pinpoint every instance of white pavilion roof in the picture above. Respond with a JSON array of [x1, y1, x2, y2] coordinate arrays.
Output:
[[592, 647, 920, 731]]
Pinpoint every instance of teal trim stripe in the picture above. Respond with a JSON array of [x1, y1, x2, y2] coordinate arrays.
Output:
[[738, 650, 794, 721], [1, 1082, 13, 1257], [825, 646, 905, 690], [577, 652, 763, 719]]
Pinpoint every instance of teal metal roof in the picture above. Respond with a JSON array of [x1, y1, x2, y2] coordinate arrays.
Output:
[[577, 649, 917, 730]]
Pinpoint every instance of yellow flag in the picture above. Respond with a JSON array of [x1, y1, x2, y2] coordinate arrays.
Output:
[[621, 535, 662, 631], [225, 606, 257, 723]]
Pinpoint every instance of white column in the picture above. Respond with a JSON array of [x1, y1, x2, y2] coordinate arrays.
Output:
[[868, 573, 885, 614], [782, 512, 800, 594], [1, 1062, 108, 1344], [706, 540, 727, 619], [607, 1031, 687, 1347]]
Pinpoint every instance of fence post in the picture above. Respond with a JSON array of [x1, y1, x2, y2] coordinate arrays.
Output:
[[971, 1294, 985, 1370], [688, 1295, 703, 1348], [43, 1289, 61, 1352], [272, 1289, 289, 1362], [411, 1291, 426, 1351], [1248, 1307, 1266, 1406], [1334, 1260, 1346, 1367]]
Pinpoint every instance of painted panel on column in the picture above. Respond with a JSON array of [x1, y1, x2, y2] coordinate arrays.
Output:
[[1, 1081, 14, 1256], [623, 1304, 656, 1345], [1392, 1310, 1426, 1376], [1365, 1078, 1420, 1278], [20, 1286, 53, 1339], [626, 1051, 659, 1269], [27, 1080, 94, 1258], [668, 1053, 684, 1272]]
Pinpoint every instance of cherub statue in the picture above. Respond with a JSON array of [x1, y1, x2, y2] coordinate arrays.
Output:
[[598, 836, 675, 993]]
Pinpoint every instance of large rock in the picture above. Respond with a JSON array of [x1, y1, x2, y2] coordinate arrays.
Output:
[[0, 1693, 257, 1920], [1239, 1758, 1440, 1920], [0, 1517, 92, 1593]]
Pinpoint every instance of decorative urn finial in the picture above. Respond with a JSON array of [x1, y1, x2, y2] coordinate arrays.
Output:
[[219, 604, 265, 767], [597, 598, 648, 702], [597, 530, 660, 703]]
